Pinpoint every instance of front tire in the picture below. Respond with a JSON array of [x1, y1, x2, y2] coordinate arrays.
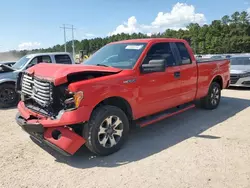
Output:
[[200, 82, 221, 110], [0, 83, 19, 108], [83, 105, 130, 156]]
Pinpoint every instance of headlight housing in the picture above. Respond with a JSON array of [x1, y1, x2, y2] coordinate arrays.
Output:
[[73, 91, 84, 108], [240, 72, 250, 78], [64, 91, 84, 110]]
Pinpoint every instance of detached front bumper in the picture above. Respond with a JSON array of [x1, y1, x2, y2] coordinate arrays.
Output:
[[16, 102, 87, 156]]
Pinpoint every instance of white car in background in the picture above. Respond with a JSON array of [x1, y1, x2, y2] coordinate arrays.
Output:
[[230, 55, 250, 87]]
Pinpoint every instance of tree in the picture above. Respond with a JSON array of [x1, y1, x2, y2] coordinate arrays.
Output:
[[221, 15, 230, 25], [240, 11, 249, 24], [1, 11, 250, 58], [231, 11, 240, 23]]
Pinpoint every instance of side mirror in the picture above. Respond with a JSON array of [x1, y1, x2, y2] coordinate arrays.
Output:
[[140, 59, 166, 73]]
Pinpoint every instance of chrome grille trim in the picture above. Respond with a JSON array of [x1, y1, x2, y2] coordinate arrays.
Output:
[[21, 73, 52, 106]]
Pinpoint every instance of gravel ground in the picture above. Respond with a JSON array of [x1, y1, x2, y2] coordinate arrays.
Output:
[[1, 88, 250, 188]]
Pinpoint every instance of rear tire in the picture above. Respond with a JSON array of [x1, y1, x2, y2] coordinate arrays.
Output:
[[200, 82, 221, 110], [83, 105, 130, 156], [0, 83, 19, 108]]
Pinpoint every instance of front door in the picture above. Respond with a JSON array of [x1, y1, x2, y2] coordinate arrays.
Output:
[[135, 42, 182, 118]]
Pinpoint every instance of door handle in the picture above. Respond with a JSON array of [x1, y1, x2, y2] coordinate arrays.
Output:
[[174, 71, 180, 78]]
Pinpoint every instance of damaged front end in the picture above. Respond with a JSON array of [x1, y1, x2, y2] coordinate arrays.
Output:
[[15, 112, 85, 156], [15, 69, 120, 155]]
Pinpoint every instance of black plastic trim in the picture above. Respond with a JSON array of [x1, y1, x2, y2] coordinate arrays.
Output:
[[136, 101, 194, 125], [16, 113, 44, 133]]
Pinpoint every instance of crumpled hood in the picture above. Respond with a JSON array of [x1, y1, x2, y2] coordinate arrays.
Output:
[[26, 63, 122, 86]]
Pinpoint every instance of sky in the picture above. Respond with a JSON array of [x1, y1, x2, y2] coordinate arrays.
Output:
[[0, 0, 249, 52]]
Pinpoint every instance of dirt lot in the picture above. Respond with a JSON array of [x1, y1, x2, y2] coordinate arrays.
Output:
[[1, 88, 250, 188]]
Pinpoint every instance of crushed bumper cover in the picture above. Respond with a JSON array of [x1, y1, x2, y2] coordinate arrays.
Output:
[[16, 113, 86, 156], [17, 101, 92, 127]]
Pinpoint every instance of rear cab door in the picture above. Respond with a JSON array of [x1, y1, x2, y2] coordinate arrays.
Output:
[[171, 41, 198, 104]]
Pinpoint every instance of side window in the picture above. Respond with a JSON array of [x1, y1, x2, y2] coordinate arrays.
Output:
[[143, 43, 176, 67], [26, 55, 51, 69], [175, 42, 192, 65], [55, 55, 72, 64], [41, 56, 52, 63], [29, 57, 38, 66]]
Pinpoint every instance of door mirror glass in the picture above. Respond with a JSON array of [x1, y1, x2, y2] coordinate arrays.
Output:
[[141, 59, 166, 73]]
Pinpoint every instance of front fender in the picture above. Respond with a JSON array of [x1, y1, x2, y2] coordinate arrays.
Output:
[[89, 84, 136, 111], [0, 78, 16, 85], [69, 81, 137, 117]]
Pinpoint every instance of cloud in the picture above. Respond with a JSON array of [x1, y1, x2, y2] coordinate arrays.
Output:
[[84, 33, 96, 38], [108, 16, 139, 36], [247, 7, 250, 14], [109, 2, 206, 36], [18, 42, 41, 50]]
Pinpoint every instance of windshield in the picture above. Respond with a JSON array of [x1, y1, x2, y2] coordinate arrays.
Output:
[[83, 43, 147, 69], [12, 56, 31, 70], [230, 57, 250, 65]]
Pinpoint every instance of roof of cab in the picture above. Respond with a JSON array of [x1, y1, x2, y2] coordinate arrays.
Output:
[[110, 38, 187, 44], [26, 52, 72, 57]]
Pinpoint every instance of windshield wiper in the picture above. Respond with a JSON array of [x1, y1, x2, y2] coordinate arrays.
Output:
[[96, 64, 110, 67]]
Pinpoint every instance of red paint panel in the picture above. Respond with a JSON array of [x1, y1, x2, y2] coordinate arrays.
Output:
[[18, 102, 46, 120], [196, 59, 230, 99], [40, 105, 92, 127], [44, 127, 86, 155], [18, 102, 30, 119]]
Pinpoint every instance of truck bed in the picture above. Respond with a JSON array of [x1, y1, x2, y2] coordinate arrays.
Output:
[[196, 58, 230, 99]]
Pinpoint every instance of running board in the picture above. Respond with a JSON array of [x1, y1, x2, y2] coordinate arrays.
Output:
[[136, 102, 195, 127]]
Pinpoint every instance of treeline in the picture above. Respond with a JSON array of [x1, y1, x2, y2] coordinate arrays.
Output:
[[1, 11, 250, 60]]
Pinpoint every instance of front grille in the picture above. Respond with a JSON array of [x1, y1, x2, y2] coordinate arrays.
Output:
[[21, 74, 52, 107], [230, 74, 240, 84]]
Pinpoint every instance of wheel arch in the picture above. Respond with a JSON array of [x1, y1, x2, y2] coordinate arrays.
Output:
[[92, 96, 133, 122], [0, 80, 16, 86], [211, 75, 223, 89]]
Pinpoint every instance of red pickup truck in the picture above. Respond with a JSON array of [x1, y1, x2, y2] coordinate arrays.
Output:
[[15, 38, 230, 156]]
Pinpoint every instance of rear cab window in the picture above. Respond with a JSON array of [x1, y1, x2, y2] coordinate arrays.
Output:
[[175, 42, 192, 65], [55, 55, 72, 64]]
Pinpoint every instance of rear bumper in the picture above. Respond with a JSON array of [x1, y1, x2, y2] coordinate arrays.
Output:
[[16, 113, 86, 156]]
